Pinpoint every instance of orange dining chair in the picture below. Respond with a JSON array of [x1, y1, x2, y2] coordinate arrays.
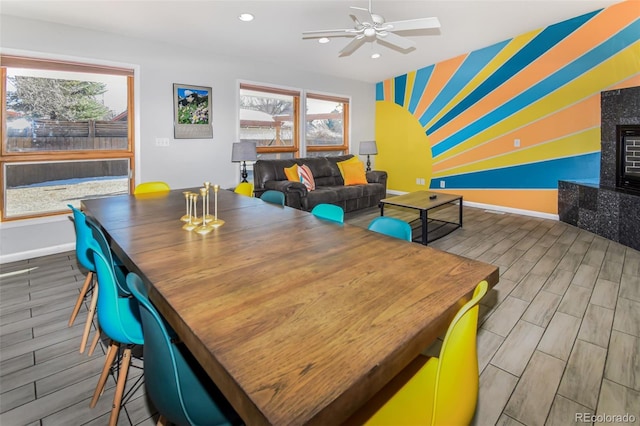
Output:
[[345, 280, 488, 426], [134, 181, 170, 194]]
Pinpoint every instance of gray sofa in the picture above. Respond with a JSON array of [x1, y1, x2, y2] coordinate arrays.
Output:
[[253, 155, 387, 212]]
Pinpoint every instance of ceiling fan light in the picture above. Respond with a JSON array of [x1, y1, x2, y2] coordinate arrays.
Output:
[[319, 37, 330, 44], [371, 53, 381, 59], [363, 27, 376, 38], [238, 13, 254, 22]]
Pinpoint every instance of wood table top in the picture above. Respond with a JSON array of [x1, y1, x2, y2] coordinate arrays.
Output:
[[380, 190, 462, 210], [82, 189, 499, 426]]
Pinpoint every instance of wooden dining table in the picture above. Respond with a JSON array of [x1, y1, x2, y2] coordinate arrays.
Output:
[[81, 188, 499, 426]]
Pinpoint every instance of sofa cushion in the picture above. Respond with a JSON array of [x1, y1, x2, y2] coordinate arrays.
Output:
[[340, 160, 368, 185], [298, 164, 316, 191], [284, 164, 299, 182]]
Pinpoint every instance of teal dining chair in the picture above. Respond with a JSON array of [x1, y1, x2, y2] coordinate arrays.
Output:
[[127, 272, 242, 426], [67, 205, 99, 354], [260, 190, 285, 206], [311, 203, 344, 224], [88, 248, 144, 426], [368, 217, 413, 242]]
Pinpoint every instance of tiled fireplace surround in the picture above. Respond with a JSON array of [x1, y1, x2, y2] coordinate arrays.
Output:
[[558, 86, 640, 251]]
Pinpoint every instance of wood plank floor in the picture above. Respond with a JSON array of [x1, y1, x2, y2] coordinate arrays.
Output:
[[1, 203, 639, 425]]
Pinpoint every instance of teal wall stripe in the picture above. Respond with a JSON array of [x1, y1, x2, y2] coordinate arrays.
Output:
[[427, 9, 602, 134], [408, 65, 434, 114], [376, 82, 384, 101], [417, 41, 509, 127], [429, 152, 601, 189], [431, 21, 639, 158], [394, 74, 407, 106]]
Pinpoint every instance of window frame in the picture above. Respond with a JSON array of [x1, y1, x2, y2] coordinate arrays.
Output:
[[0, 55, 135, 221], [305, 92, 350, 155], [239, 82, 300, 157]]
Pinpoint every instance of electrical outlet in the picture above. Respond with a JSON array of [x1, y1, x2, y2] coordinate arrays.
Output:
[[155, 138, 170, 147], [416, 178, 421, 185], [514, 138, 521, 148], [440, 180, 445, 188], [420, 178, 426, 185]]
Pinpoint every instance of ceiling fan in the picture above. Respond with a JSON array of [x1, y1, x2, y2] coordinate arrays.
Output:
[[302, 0, 441, 57]]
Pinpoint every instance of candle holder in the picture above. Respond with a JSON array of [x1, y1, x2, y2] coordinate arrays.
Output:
[[209, 184, 225, 228], [195, 187, 213, 234], [182, 193, 198, 231], [181, 191, 192, 222], [190, 192, 203, 225], [204, 181, 214, 221]]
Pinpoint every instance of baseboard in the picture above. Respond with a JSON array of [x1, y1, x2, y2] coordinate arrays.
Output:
[[0, 243, 75, 265], [385, 190, 559, 220]]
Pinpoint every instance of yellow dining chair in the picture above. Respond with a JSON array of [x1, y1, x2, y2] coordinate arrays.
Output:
[[133, 181, 170, 194], [234, 182, 254, 197], [346, 280, 488, 426]]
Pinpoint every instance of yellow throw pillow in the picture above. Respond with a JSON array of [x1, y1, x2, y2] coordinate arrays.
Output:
[[336, 156, 360, 179], [284, 164, 299, 182], [340, 160, 368, 186]]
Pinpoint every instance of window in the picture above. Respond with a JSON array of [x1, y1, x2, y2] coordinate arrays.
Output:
[[238, 83, 350, 161], [239, 83, 299, 160], [1, 56, 134, 220], [305, 93, 349, 156]]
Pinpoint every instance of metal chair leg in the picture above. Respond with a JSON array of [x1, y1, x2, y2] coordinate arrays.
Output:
[[69, 272, 93, 326], [80, 282, 98, 353]]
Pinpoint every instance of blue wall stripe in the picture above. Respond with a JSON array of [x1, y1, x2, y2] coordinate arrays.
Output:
[[417, 41, 510, 127], [408, 65, 434, 114], [427, 9, 602, 134], [394, 74, 407, 106], [431, 21, 640, 158], [376, 82, 384, 101], [429, 153, 600, 189]]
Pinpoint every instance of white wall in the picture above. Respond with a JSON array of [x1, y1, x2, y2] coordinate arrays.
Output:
[[0, 15, 376, 263]]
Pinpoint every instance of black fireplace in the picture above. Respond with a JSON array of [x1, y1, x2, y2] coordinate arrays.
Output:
[[617, 125, 640, 194]]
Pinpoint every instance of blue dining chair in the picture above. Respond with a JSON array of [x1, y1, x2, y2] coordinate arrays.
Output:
[[127, 272, 242, 426], [84, 216, 131, 356], [88, 248, 143, 426], [67, 205, 99, 354], [311, 203, 344, 224], [260, 190, 285, 206], [367, 217, 413, 242]]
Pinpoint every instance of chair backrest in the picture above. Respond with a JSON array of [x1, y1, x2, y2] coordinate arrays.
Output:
[[90, 248, 143, 346], [260, 190, 285, 206], [134, 181, 170, 195], [431, 280, 488, 425], [127, 272, 239, 426], [85, 216, 130, 296], [311, 203, 344, 224], [233, 182, 254, 197], [68, 205, 96, 272], [367, 217, 412, 241]]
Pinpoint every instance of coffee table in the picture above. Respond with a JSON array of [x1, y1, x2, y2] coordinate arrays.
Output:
[[379, 190, 463, 245]]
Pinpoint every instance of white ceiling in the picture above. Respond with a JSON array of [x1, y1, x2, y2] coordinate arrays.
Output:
[[0, 0, 622, 83]]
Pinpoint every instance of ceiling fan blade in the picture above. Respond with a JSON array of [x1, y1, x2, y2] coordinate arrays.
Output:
[[302, 29, 358, 39], [349, 6, 374, 25], [376, 31, 416, 50], [339, 36, 367, 57], [385, 17, 441, 32]]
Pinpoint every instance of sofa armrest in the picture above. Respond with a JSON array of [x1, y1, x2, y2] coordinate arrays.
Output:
[[367, 171, 387, 186], [255, 180, 307, 210]]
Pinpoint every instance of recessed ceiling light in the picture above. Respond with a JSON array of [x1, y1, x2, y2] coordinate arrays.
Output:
[[238, 13, 254, 22], [318, 37, 330, 44], [371, 53, 381, 59]]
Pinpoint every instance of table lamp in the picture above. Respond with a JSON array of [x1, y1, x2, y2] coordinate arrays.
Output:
[[231, 142, 257, 183], [359, 141, 378, 172]]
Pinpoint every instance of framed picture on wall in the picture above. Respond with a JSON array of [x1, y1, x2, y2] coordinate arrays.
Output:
[[173, 83, 213, 139]]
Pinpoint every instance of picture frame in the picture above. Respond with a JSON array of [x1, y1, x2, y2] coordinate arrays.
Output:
[[173, 83, 213, 139]]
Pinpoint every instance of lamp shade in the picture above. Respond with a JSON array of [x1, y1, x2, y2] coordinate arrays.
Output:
[[231, 142, 257, 162], [359, 141, 378, 155]]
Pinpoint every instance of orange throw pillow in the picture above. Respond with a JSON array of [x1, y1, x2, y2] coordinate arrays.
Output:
[[284, 164, 299, 182], [340, 160, 368, 186], [336, 156, 360, 178]]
